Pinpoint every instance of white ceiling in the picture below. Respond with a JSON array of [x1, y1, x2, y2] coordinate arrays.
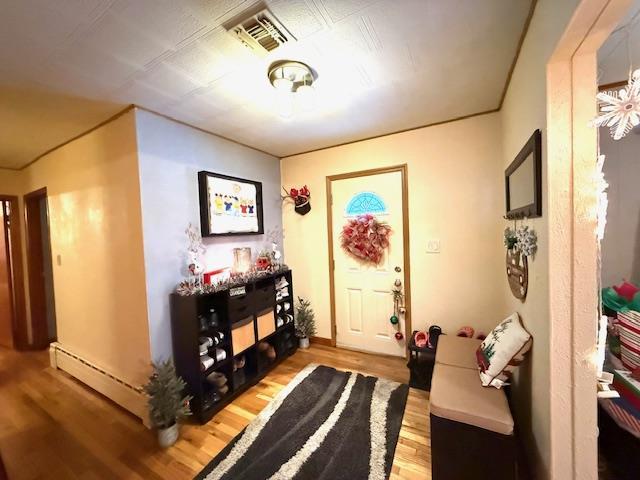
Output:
[[0, 0, 533, 169]]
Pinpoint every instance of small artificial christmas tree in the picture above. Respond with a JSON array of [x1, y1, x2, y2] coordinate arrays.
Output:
[[143, 360, 192, 430], [295, 297, 317, 340]]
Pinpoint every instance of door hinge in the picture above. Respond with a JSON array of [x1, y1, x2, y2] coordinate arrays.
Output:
[[332, 259, 335, 270]]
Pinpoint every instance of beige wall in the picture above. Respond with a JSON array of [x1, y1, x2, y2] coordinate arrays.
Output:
[[0, 169, 24, 195], [281, 112, 506, 340], [499, 0, 579, 478], [0, 110, 151, 386]]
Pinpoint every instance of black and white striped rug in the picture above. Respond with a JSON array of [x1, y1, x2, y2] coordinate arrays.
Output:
[[195, 364, 409, 480]]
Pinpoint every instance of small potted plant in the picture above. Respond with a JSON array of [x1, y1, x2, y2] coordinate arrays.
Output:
[[143, 360, 192, 448], [295, 297, 316, 348], [503, 227, 517, 251]]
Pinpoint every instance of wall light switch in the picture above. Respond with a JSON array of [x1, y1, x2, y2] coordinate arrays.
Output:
[[56, 254, 62, 266], [426, 239, 441, 253]]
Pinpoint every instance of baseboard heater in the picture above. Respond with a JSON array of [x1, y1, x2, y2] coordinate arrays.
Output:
[[49, 342, 150, 427]]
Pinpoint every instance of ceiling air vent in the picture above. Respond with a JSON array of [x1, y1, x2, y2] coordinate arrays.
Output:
[[225, 8, 295, 54]]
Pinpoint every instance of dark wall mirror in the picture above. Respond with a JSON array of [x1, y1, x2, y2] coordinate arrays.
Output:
[[505, 129, 542, 219]]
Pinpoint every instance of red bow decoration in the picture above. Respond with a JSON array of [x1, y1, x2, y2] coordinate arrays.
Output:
[[282, 185, 311, 215]]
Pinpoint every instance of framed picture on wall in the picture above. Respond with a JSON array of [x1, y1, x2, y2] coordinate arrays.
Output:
[[198, 171, 264, 237]]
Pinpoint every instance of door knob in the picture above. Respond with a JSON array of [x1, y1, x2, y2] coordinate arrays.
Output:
[[395, 266, 401, 272]]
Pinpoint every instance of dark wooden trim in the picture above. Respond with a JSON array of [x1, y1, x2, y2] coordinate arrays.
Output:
[[19, 106, 135, 171], [505, 129, 542, 219], [6, 0, 539, 174], [23, 187, 48, 202], [24, 187, 54, 349], [135, 106, 276, 158], [309, 336, 332, 346], [0, 195, 27, 349], [326, 164, 411, 358], [498, 0, 538, 109], [285, 109, 499, 159], [7, 103, 276, 173], [401, 164, 412, 357], [598, 80, 627, 91]]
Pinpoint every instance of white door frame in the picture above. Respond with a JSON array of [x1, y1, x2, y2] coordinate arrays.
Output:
[[547, 1, 632, 478], [326, 164, 411, 357]]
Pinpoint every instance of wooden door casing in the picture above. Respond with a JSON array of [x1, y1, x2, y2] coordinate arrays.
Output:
[[24, 188, 52, 349], [326, 165, 412, 358]]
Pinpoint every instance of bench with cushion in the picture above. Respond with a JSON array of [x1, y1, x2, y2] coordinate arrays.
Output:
[[429, 335, 517, 480]]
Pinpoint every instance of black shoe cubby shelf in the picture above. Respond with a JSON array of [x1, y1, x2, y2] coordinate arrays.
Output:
[[170, 269, 297, 424]]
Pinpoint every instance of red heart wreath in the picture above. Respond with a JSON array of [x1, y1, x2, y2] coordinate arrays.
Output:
[[340, 214, 392, 264]]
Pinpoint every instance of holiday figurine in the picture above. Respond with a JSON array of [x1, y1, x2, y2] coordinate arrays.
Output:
[[223, 195, 232, 214], [185, 223, 206, 285], [214, 193, 224, 215]]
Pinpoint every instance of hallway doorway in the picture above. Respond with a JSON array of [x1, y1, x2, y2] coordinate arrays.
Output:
[[0, 196, 26, 349], [24, 188, 56, 348]]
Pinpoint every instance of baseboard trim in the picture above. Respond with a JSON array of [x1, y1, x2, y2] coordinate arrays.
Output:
[[49, 342, 150, 427], [310, 336, 333, 346]]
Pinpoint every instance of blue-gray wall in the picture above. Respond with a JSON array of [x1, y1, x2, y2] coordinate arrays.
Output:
[[135, 109, 283, 361]]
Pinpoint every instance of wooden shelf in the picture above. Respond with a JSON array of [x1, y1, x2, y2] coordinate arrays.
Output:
[[170, 269, 297, 424], [201, 357, 232, 377]]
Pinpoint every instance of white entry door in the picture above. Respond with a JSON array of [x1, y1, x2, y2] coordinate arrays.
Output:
[[331, 170, 406, 357]]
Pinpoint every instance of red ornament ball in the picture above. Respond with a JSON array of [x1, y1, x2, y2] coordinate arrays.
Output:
[[394, 331, 404, 341]]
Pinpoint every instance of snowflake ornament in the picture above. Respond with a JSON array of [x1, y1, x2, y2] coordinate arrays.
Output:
[[515, 226, 537, 257], [593, 69, 640, 140]]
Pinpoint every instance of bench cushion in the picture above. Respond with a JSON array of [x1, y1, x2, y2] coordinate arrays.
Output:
[[435, 335, 482, 370], [430, 363, 514, 435]]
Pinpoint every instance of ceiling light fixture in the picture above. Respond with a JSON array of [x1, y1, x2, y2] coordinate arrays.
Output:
[[268, 60, 317, 93]]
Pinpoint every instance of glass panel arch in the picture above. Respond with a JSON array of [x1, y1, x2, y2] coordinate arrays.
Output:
[[345, 191, 387, 216]]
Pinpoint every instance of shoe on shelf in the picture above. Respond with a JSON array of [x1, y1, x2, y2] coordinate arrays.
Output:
[[275, 276, 289, 290], [277, 317, 284, 328], [266, 346, 276, 360], [285, 313, 294, 324], [206, 371, 227, 387], [413, 331, 429, 348], [234, 355, 245, 370], [284, 301, 291, 311]]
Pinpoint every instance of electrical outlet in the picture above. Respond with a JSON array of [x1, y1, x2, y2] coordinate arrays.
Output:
[[426, 239, 441, 253]]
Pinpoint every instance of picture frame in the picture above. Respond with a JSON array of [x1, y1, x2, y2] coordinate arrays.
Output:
[[505, 129, 542, 220], [198, 171, 264, 237]]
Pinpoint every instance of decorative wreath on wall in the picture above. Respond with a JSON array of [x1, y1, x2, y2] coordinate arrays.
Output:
[[340, 214, 392, 264]]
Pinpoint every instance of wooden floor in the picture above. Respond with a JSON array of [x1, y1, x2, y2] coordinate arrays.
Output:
[[0, 344, 430, 479]]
